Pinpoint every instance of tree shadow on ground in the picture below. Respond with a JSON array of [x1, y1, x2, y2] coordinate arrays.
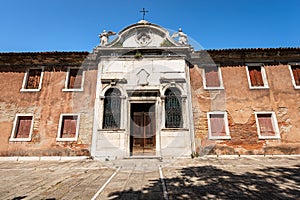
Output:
[[108, 164, 300, 199]]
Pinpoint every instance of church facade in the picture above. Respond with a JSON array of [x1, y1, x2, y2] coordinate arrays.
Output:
[[0, 21, 300, 159]]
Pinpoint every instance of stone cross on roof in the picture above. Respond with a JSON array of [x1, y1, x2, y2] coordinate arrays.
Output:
[[139, 8, 149, 20]]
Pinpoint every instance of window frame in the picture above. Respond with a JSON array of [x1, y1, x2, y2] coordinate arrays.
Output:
[[62, 67, 85, 92], [102, 88, 122, 130], [255, 111, 280, 139], [246, 65, 269, 89], [202, 65, 224, 90], [56, 113, 80, 142], [288, 64, 300, 89], [164, 87, 183, 129], [9, 114, 34, 142], [20, 66, 44, 92], [207, 111, 230, 140]]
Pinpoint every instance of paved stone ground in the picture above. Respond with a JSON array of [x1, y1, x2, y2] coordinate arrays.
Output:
[[0, 156, 299, 200]]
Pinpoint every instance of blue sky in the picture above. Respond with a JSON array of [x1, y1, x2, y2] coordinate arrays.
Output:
[[0, 0, 299, 52]]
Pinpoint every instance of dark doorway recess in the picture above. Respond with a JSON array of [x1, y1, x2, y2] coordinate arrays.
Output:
[[130, 103, 156, 156]]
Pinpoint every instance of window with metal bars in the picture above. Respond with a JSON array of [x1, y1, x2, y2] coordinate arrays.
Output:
[[165, 88, 183, 128], [103, 88, 121, 129]]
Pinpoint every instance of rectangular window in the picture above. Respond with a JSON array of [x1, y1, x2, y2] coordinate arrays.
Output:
[[246, 65, 268, 89], [63, 68, 84, 91], [21, 67, 44, 92], [207, 112, 230, 139], [203, 66, 224, 89], [255, 112, 280, 139], [57, 114, 80, 141], [10, 114, 34, 142], [289, 65, 300, 89]]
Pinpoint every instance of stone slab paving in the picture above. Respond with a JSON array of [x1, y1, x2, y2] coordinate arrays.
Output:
[[97, 159, 163, 200], [0, 160, 116, 200], [0, 156, 299, 200], [162, 156, 300, 200]]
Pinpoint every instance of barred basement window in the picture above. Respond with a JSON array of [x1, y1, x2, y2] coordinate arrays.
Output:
[[103, 88, 121, 129], [57, 114, 80, 141], [21, 67, 44, 92], [10, 114, 34, 142], [63, 68, 84, 91], [255, 112, 280, 139], [246, 65, 268, 88], [203, 66, 223, 89], [165, 88, 183, 128], [207, 112, 230, 139], [289, 65, 300, 88]]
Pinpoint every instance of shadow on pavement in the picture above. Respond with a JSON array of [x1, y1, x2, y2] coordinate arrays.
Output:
[[108, 164, 300, 199]]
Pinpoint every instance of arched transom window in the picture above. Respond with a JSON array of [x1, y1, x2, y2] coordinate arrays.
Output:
[[103, 88, 121, 129], [165, 88, 183, 128]]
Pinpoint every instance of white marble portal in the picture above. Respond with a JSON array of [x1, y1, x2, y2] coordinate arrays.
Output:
[[91, 21, 195, 160]]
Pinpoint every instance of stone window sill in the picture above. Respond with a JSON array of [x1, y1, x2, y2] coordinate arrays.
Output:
[[20, 88, 41, 92], [161, 128, 189, 131], [62, 88, 84, 92], [9, 138, 32, 142], [98, 129, 125, 132]]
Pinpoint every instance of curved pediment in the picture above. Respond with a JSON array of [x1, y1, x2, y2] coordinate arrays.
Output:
[[107, 20, 180, 48]]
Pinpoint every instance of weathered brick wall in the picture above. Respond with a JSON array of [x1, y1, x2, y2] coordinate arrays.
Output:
[[0, 52, 97, 156], [190, 63, 300, 155]]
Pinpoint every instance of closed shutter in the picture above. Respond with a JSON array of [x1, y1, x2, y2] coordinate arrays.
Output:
[[249, 69, 257, 86], [254, 69, 264, 86], [210, 114, 226, 137], [249, 67, 264, 86], [16, 116, 32, 138], [61, 116, 77, 138], [205, 68, 220, 87], [258, 114, 275, 136], [292, 66, 300, 86]]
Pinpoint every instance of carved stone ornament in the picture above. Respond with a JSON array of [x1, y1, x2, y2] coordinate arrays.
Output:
[[135, 31, 152, 47], [136, 69, 150, 86]]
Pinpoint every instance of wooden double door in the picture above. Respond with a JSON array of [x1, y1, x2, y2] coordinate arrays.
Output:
[[130, 103, 156, 156]]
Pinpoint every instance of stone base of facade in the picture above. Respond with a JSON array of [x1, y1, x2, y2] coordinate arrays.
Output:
[[0, 149, 90, 157], [200, 144, 300, 156]]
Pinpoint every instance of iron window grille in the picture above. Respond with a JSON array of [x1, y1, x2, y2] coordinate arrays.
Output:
[[103, 88, 121, 129], [165, 88, 183, 128]]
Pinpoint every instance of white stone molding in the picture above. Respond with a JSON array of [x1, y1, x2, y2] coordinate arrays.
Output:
[[207, 111, 231, 140], [246, 65, 269, 89], [62, 67, 85, 92], [9, 113, 34, 142], [56, 113, 80, 142], [288, 64, 300, 89], [254, 111, 280, 139], [20, 66, 44, 92]]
